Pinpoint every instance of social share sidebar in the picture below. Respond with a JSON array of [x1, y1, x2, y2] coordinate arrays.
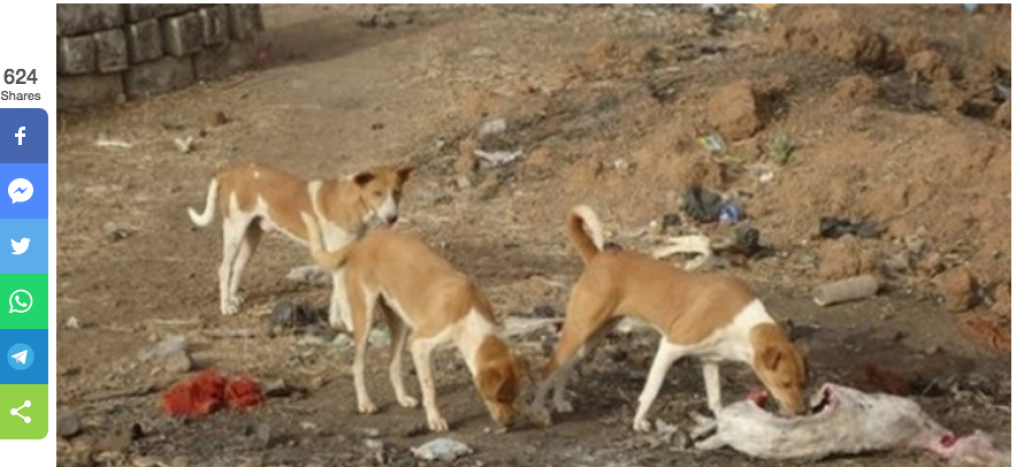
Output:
[[0, 108, 48, 439]]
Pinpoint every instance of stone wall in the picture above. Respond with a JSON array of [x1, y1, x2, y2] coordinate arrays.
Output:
[[57, 4, 264, 109]]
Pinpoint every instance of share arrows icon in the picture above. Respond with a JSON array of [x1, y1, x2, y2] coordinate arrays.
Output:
[[10, 400, 30, 424]]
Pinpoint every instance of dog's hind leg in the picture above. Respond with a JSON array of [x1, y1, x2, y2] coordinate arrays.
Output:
[[532, 284, 615, 417], [349, 283, 379, 415], [218, 217, 248, 315], [410, 334, 447, 432], [633, 338, 688, 432], [329, 268, 354, 331], [227, 221, 262, 311], [381, 302, 417, 408]]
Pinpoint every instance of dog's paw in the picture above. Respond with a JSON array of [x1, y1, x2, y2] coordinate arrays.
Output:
[[633, 417, 652, 433], [220, 302, 240, 315], [358, 400, 379, 415], [427, 415, 449, 432], [527, 407, 552, 428], [397, 395, 419, 408], [553, 399, 574, 414], [229, 294, 246, 307]]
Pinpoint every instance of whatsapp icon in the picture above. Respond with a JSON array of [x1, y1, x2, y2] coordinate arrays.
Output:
[[9, 290, 31, 314], [1, 275, 46, 329]]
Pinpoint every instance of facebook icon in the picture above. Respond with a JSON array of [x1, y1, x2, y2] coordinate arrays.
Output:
[[0, 109, 47, 163]]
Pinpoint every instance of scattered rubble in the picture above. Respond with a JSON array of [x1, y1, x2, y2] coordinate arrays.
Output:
[[269, 301, 323, 329], [57, 411, 82, 438], [813, 274, 880, 306], [411, 437, 473, 462], [285, 265, 333, 285], [708, 79, 762, 140], [934, 267, 978, 312], [819, 217, 885, 239]]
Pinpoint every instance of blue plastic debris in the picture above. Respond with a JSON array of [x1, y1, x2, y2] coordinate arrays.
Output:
[[718, 203, 741, 225]]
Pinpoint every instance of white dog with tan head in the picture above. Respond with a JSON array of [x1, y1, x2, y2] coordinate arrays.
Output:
[[188, 161, 413, 326]]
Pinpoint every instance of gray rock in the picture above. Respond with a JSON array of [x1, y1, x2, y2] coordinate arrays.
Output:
[[57, 4, 124, 36], [228, 5, 262, 40], [161, 12, 204, 57], [57, 35, 97, 75], [125, 19, 164, 63], [57, 411, 81, 438], [411, 438, 473, 462], [138, 335, 187, 362], [262, 379, 291, 398], [270, 301, 321, 328], [93, 29, 128, 73], [123, 55, 195, 99], [198, 5, 230, 46], [164, 350, 193, 374], [284, 266, 333, 285], [58, 73, 124, 108]]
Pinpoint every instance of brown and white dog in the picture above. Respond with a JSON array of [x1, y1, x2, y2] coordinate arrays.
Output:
[[299, 212, 528, 432], [187, 161, 413, 324], [531, 205, 807, 432]]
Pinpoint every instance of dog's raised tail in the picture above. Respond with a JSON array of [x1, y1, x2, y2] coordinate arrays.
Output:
[[188, 179, 219, 227], [567, 205, 604, 264]]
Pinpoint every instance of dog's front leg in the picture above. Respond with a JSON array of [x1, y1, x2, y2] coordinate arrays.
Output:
[[702, 361, 723, 417], [410, 338, 447, 432]]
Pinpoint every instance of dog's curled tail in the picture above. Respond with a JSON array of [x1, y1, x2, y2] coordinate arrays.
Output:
[[300, 211, 356, 270], [188, 179, 219, 227], [567, 204, 604, 265]]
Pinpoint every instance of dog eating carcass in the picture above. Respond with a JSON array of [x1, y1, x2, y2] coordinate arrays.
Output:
[[689, 383, 1009, 466]]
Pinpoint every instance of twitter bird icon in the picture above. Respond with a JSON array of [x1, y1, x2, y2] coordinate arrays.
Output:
[[11, 238, 29, 255]]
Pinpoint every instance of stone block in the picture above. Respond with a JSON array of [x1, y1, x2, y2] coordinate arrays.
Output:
[[57, 4, 124, 36], [57, 35, 96, 75], [93, 29, 128, 73], [126, 4, 197, 22], [123, 55, 195, 99], [161, 12, 204, 56], [58, 73, 124, 109], [126, 19, 163, 63], [228, 5, 261, 40], [193, 38, 257, 81], [198, 5, 229, 46]]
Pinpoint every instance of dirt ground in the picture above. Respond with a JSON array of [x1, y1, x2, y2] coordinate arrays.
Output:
[[56, 5, 1010, 467]]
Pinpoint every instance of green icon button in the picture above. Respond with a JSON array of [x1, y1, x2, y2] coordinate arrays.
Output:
[[0, 384, 47, 439], [0, 274, 47, 329]]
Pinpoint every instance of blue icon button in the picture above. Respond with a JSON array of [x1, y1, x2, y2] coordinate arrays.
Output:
[[6, 343, 34, 371], [0, 163, 47, 218], [0, 108, 47, 164]]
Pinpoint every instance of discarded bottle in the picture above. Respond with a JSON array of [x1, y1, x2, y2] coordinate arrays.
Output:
[[813, 274, 880, 307]]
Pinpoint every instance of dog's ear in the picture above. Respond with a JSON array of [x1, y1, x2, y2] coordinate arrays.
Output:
[[353, 172, 376, 186], [757, 345, 783, 371], [396, 165, 414, 184], [478, 365, 516, 403]]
